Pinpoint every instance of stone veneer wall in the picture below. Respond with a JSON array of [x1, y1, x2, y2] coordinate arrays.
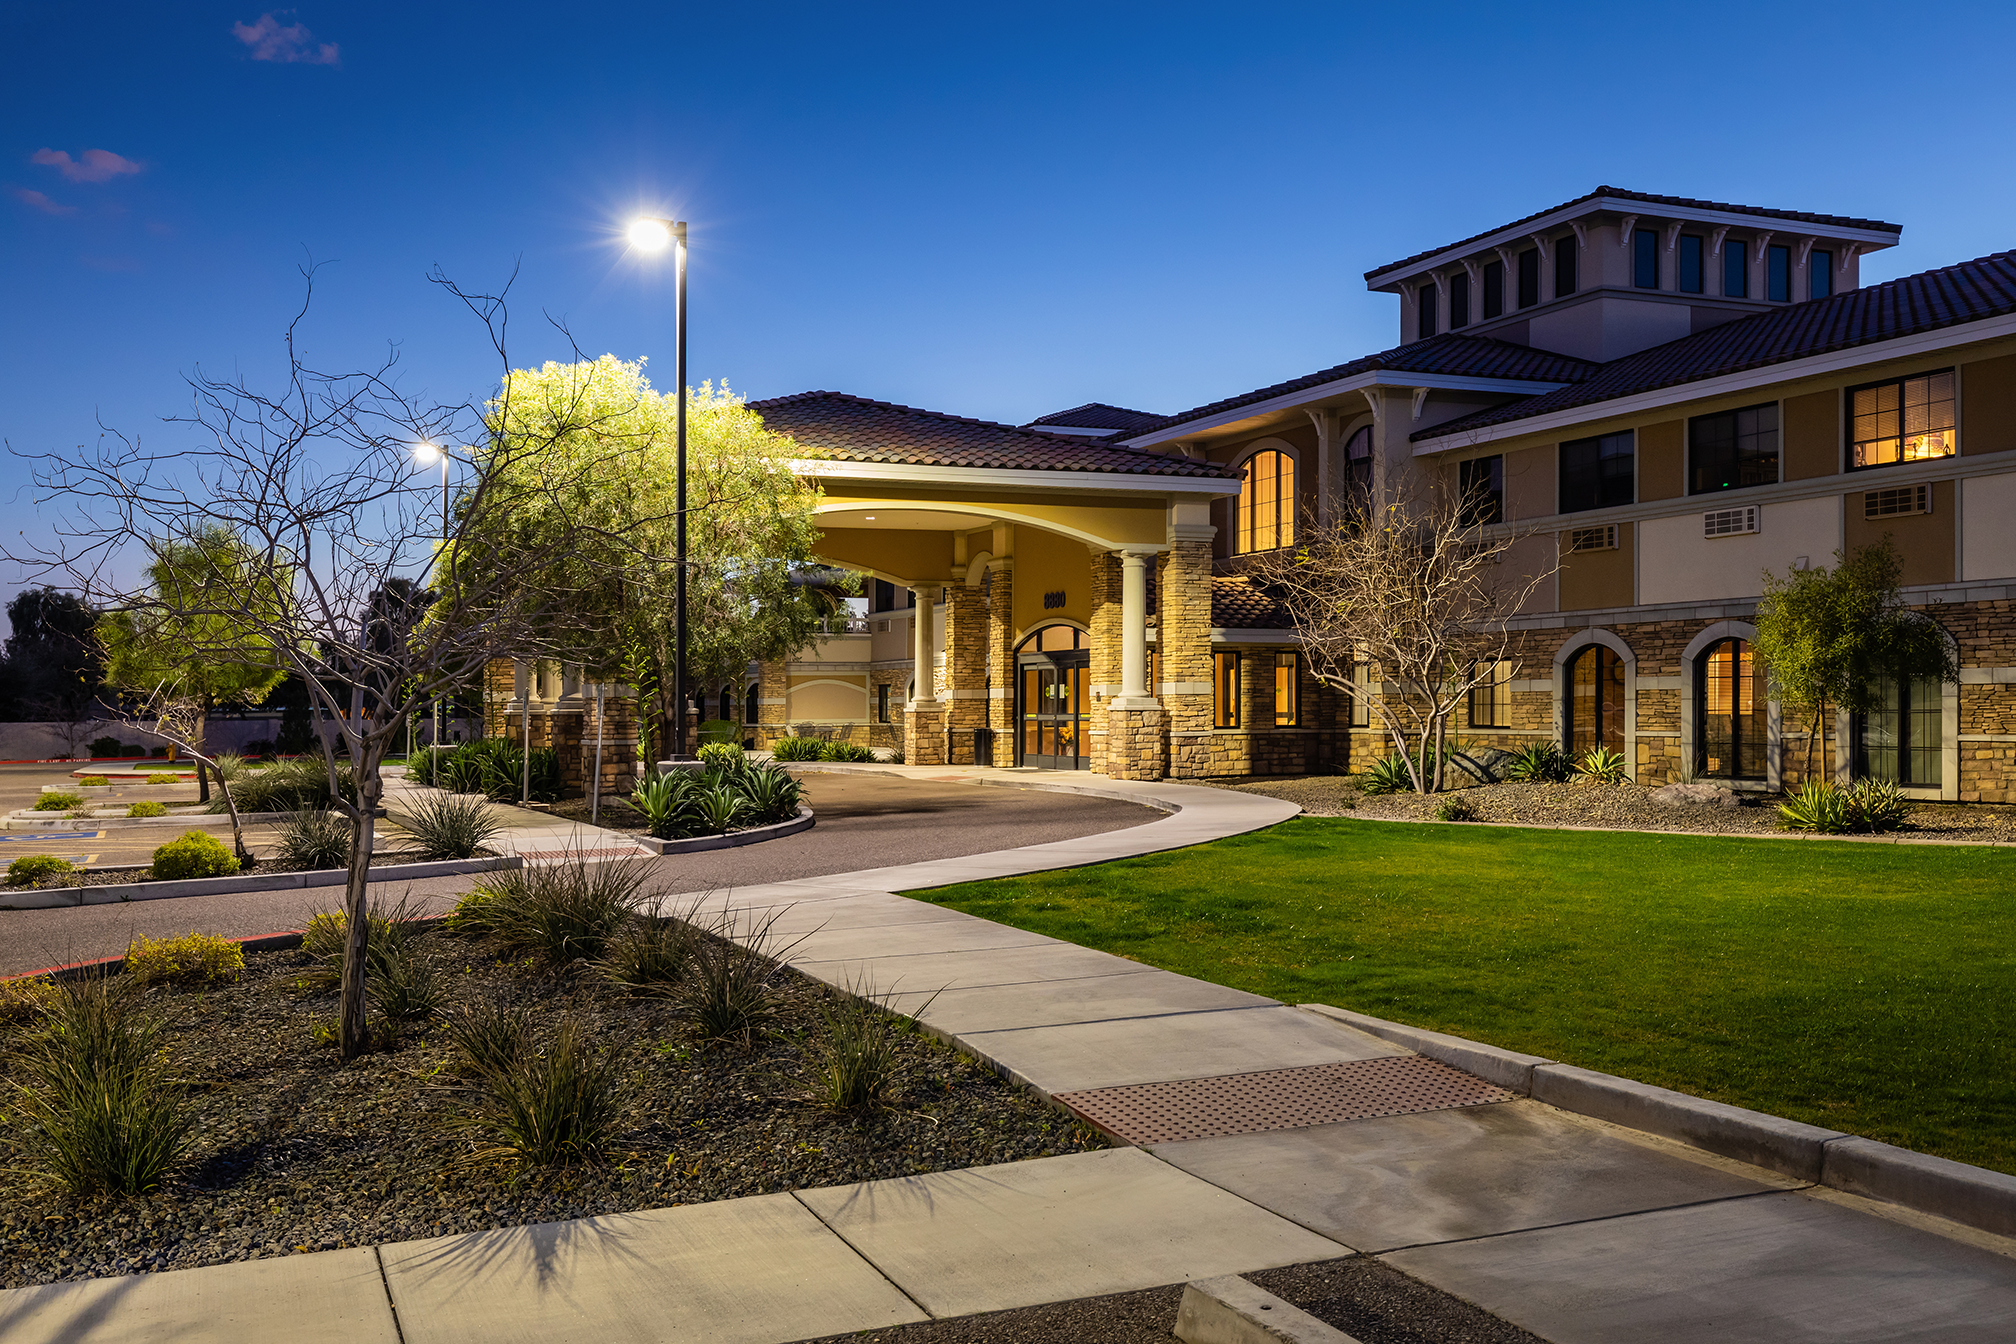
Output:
[[1159, 540, 1216, 779], [986, 561, 1016, 764], [1085, 549, 1122, 778], [941, 583, 990, 764]]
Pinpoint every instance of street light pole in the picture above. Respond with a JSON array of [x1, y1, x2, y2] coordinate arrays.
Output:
[[673, 219, 690, 761], [414, 442, 453, 751]]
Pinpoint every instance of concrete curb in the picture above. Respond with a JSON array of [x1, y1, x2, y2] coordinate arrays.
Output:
[[1297, 1003, 1552, 1093], [783, 762, 1182, 815], [1176, 1276, 1362, 1344], [1822, 1136, 2016, 1240], [5, 809, 307, 831], [0, 855, 521, 911], [631, 805, 816, 855]]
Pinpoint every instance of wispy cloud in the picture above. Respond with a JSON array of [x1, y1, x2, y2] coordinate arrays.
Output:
[[29, 148, 142, 184], [232, 12, 340, 65], [9, 186, 77, 216]]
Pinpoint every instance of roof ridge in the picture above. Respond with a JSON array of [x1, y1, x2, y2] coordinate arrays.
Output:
[[753, 389, 1173, 452]]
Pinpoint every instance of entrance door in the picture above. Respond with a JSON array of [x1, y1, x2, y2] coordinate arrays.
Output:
[[1017, 625, 1090, 770]]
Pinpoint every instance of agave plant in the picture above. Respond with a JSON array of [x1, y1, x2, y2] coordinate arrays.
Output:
[[630, 771, 699, 840], [1779, 779, 1852, 833], [1505, 742, 1570, 783], [693, 784, 748, 835], [1573, 746, 1629, 785], [740, 763, 803, 824], [1357, 754, 1416, 795], [1845, 777, 1911, 833]]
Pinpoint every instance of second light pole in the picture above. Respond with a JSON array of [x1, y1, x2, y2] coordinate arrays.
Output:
[[629, 216, 691, 760]]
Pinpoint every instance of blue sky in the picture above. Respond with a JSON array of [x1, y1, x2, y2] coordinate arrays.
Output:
[[4, 1, 2015, 607]]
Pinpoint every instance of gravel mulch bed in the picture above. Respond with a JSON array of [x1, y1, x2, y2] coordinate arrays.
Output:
[[802, 1257, 1543, 1344], [1208, 775, 2016, 843], [0, 933, 1102, 1289]]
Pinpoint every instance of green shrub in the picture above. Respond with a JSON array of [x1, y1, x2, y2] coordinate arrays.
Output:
[[10, 977, 191, 1195], [1779, 779, 1853, 834], [447, 857, 648, 964], [124, 931, 245, 985], [88, 736, 124, 758], [149, 830, 240, 881], [1506, 743, 1571, 783], [0, 975, 62, 1026], [1573, 746, 1629, 785], [126, 800, 169, 818], [301, 897, 438, 1020], [1358, 755, 1415, 795], [400, 791, 502, 860], [210, 753, 248, 783], [275, 809, 351, 870], [454, 1013, 624, 1168], [78, 775, 110, 787], [7, 854, 77, 887], [216, 757, 347, 813], [1433, 796, 1480, 822], [821, 740, 875, 762], [421, 738, 562, 803], [33, 790, 84, 812], [769, 736, 825, 762], [697, 741, 745, 770]]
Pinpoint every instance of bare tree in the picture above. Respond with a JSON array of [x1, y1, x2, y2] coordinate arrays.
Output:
[[1248, 478, 1557, 793], [6, 266, 684, 1059]]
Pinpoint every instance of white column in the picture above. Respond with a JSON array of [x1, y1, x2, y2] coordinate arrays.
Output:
[[1115, 553, 1156, 708], [909, 586, 938, 707]]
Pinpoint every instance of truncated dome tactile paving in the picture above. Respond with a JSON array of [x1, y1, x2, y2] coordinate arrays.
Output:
[[1055, 1055, 1514, 1144]]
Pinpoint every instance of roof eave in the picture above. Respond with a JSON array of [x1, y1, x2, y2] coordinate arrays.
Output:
[[1118, 371, 1577, 450], [793, 457, 1241, 495]]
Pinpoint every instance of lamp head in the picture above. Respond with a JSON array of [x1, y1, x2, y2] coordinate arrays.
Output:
[[413, 442, 443, 466], [628, 218, 674, 253]]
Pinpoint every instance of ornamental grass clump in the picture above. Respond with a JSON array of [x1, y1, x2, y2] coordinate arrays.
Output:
[[7, 854, 76, 887], [677, 909, 797, 1048], [9, 976, 192, 1196], [452, 1012, 624, 1168], [275, 808, 351, 870], [399, 791, 502, 860], [1433, 796, 1480, 822], [78, 775, 110, 787], [805, 982, 922, 1112], [302, 896, 437, 1020], [448, 857, 648, 965], [599, 908, 701, 993], [149, 831, 239, 880], [124, 932, 244, 986]]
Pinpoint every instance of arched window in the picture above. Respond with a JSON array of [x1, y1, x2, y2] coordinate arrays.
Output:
[[718, 685, 735, 723], [1234, 450, 1295, 554], [1565, 644, 1625, 755], [1697, 639, 1766, 779]]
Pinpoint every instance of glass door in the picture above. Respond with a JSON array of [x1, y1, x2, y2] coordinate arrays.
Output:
[[1019, 657, 1088, 770]]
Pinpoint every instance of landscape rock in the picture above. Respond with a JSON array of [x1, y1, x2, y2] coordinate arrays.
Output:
[[1648, 782, 1743, 809], [1446, 747, 1520, 785]]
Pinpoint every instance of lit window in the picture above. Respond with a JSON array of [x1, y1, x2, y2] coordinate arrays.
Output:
[[1468, 659, 1512, 728], [1689, 403, 1779, 494], [1234, 450, 1296, 554], [1214, 652, 1240, 728], [1566, 645, 1626, 757], [1274, 652, 1300, 727], [1697, 639, 1765, 780], [1850, 371, 1956, 469]]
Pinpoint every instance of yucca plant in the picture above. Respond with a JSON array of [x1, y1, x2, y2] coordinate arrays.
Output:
[[1506, 742, 1570, 783], [400, 791, 502, 860], [276, 808, 352, 870], [9, 977, 192, 1195], [1779, 779, 1852, 833], [1573, 746, 1629, 785]]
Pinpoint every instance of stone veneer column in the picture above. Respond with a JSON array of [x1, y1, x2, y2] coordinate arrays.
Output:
[[1086, 549, 1122, 776], [986, 559, 1016, 763], [904, 587, 946, 765], [1159, 538, 1216, 778], [941, 582, 989, 763], [1103, 550, 1166, 780], [756, 659, 788, 748]]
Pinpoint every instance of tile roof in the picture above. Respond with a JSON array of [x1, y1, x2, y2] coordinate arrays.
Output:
[[1414, 249, 2016, 442], [1365, 186, 1903, 282], [1210, 575, 1291, 630], [750, 390, 1236, 478], [1118, 335, 1602, 441], [1024, 402, 1167, 432]]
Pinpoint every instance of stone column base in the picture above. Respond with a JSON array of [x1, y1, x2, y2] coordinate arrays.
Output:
[[904, 703, 947, 765], [1103, 706, 1167, 781]]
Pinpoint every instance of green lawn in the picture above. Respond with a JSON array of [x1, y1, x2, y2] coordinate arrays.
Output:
[[911, 819, 2016, 1174]]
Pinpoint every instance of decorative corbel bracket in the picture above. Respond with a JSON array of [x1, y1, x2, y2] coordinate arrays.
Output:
[[1709, 226, 1730, 258], [1616, 215, 1638, 247], [1411, 387, 1431, 421]]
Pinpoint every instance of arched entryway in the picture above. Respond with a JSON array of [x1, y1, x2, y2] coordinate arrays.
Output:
[[1017, 624, 1089, 770], [1696, 638, 1767, 780], [1565, 643, 1626, 756]]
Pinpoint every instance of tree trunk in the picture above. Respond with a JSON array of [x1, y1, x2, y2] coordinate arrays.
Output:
[[337, 755, 381, 1061]]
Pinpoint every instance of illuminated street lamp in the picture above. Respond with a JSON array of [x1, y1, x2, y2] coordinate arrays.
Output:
[[629, 214, 692, 760]]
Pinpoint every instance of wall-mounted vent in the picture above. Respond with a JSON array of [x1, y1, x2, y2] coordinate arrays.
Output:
[[1568, 524, 1618, 553], [874, 619, 890, 633], [1703, 506, 1759, 538], [1865, 484, 1931, 519]]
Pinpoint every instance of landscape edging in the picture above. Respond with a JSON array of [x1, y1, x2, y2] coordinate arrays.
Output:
[[781, 762, 1182, 815], [631, 804, 816, 855], [0, 855, 521, 911], [1300, 1001, 2016, 1241]]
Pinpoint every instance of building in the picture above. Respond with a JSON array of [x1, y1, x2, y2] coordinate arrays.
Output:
[[521, 186, 2016, 800]]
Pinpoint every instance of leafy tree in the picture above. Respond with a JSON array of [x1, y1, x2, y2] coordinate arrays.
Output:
[[1754, 538, 1958, 780], [98, 526, 289, 833], [0, 587, 107, 750], [461, 356, 838, 760]]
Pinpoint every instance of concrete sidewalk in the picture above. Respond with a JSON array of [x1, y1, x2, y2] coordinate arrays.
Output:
[[9, 768, 2016, 1342]]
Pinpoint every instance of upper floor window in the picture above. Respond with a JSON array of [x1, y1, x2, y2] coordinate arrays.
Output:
[[1344, 425, 1373, 507], [1234, 449, 1295, 553], [1417, 283, 1438, 339], [1689, 403, 1780, 493], [1850, 371, 1956, 469], [1678, 235, 1705, 294], [1810, 250, 1833, 300], [1518, 248, 1542, 307], [1560, 430, 1635, 513], [1723, 240, 1749, 298], [1554, 236, 1578, 297], [1459, 455, 1504, 526], [1483, 259, 1505, 320], [1633, 229, 1660, 289], [1449, 271, 1471, 329], [1767, 244, 1791, 301]]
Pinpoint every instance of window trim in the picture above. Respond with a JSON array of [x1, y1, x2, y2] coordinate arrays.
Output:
[[1467, 658, 1513, 729], [1213, 651, 1241, 729], [1273, 651, 1301, 728], [1230, 445, 1298, 554], [1844, 368, 1958, 472]]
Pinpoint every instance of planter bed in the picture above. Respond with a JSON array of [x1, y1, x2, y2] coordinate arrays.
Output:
[[1214, 776, 2016, 843], [0, 854, 520, 910], [0, 929, 1105, 1291], [546, 799, 817, 853]]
